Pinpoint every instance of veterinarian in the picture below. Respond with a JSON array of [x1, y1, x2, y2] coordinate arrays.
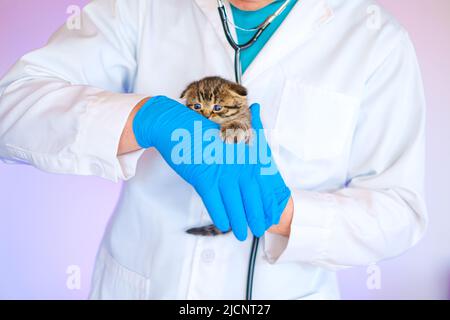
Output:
[[0, 0, 427, 299]]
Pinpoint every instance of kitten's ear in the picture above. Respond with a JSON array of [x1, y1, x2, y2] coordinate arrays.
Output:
[[180, 86, 191, 99], [180, 88, 188, 99], [180, 82, 195, 99], [228, 83, 248, 97]]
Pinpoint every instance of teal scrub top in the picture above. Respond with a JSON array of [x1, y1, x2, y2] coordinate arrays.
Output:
[[230, 0, 297, 74]]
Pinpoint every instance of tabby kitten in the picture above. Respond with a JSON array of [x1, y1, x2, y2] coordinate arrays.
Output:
[[181, 76, 252, 236], [181, 76, 252, 144]]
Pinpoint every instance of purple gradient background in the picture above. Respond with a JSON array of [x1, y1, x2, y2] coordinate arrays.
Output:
[[0, 0, 449, 300]]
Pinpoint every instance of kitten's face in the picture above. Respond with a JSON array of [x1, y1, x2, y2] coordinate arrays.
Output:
[[181, 77, 248, 125]]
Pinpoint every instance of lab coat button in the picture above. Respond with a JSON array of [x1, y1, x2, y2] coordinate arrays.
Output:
[[201, 249, 215, 263]]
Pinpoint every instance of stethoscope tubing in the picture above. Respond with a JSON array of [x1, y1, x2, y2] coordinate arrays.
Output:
[[217, 0, 288, 301], [218, 5, 267, 84]]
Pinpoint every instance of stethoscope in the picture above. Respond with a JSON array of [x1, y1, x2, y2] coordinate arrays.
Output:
[[216, 0, 292, 300]]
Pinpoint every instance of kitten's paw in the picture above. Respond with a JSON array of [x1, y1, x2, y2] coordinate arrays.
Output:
[[221, 125, 252, 144]]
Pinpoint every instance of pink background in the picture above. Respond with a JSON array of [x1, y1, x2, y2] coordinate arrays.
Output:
[[0, 0, 449, 299]]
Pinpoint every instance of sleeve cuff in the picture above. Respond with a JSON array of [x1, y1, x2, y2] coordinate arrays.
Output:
[[75, 91, 148, 182], [264, 189, 337, 264]]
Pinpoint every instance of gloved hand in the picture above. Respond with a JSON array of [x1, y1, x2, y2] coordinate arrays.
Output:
[[248, 104, 291, 228], [133, 96, 267, 240]]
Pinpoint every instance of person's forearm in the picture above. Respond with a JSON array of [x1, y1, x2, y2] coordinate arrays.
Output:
[[268, 197, 294, 237], [118, 97, 151, 155]]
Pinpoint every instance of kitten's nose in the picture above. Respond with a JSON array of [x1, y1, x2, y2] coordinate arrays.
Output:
[[203, 110, 212, 118]]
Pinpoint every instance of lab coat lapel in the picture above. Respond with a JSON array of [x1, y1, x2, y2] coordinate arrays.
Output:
[[194, 0, 334, 84], [194, 0, 237, 73], [243, 0, 334, 85]]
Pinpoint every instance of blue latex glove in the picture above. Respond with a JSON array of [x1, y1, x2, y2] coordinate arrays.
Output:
[[133, 96, 290, 240], [133, 96, 262, 240], [249, 104, 291, 227]]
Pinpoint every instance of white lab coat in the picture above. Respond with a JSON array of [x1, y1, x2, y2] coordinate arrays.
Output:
[[0, 0, 427, 300]]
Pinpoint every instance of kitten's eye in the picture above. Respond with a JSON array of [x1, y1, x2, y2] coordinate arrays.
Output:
[[213, 104, 223, 112], [193, 103, 202, 110]]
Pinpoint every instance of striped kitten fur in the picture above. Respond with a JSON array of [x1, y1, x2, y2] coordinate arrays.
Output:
[[181, 76, 252, 144]]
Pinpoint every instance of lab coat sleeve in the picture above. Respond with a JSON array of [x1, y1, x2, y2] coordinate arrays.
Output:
[[264, 31, 428, 269], [0, 0, 148, 181]]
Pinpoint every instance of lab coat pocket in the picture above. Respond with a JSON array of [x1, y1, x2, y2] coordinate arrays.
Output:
[[89, 247, 151, 300], [275, 82, 360, 161]]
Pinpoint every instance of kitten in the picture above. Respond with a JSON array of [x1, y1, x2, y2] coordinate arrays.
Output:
[[181, 76, 252, 144], [181, 76, 252, 237]]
